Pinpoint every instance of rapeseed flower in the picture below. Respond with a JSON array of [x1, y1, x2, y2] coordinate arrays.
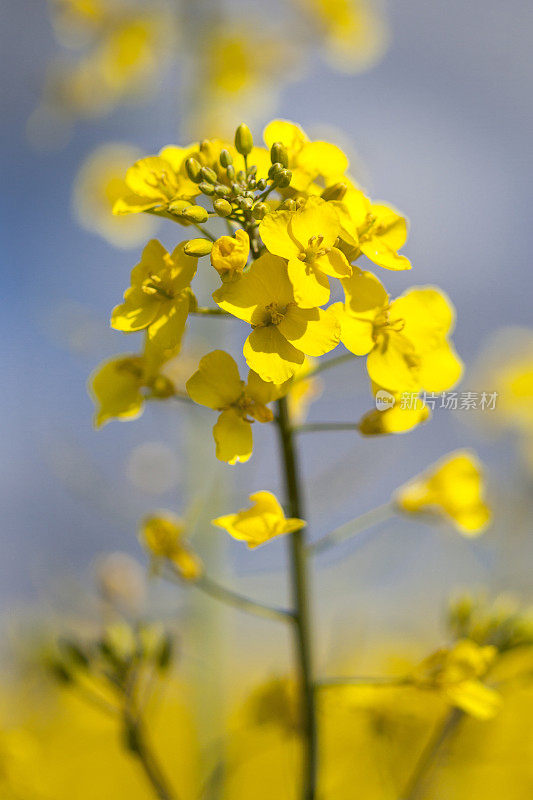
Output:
[[213, 252, 340, 383], [210, 229, 250, 281], [333, 268, 462, 394], [259, 197, 351, 307], [186, 350, 283, 464], [212, 491, 306, 548], [140, 512, 202, 581], [395, 450, 491, 535], [111, 239, 197, 352]]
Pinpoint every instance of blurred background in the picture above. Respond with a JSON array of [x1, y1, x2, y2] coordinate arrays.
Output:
[[1, 1, 533, 796]]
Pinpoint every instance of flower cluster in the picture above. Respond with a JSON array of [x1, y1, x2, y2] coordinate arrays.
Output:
[[91, 120, 463, 463]]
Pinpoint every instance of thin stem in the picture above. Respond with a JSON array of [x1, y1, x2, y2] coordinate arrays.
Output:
[[275, 396, 317, 800], [190, 307, 230, 316], [294, 422, 360, 434], [125, 711, 179, 800], [195, 575, 295, 623], [309, 501, 395, 555], [191, 223, 217, 242], [400, 708, 463, 800], [317, 675, 411, 689]]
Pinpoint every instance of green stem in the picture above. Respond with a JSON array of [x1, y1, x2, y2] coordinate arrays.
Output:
[[196, 575, 295, 623], [400, 708, 463, 800], [190, 307, 230, 316], [191, 223, 217, 242], [125, 711, 179, 800], [293, 352, 357, 384], [294, 422, 360, 434], [309, 501, 395, 555], [275, 396, 317, 800]]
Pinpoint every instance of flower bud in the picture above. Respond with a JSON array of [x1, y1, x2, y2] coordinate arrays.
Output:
[[256, 179, 268, 191], [219, 149, 233, 168], [280, 199, 297, 212], [235, 123, 253, 156], [241, 197, 253, 211], [252, 202, 268, 220], [276, 169, 292, 188], [214, 184, 231, 197], [200, 166, 217, 184], [199, 181, 215, 196], [185, 157, 202, 183], [213, 198, 233, 217], [270, 141, 289, 168], [268, 162, 284, 179], [226, 164, 235, 181], [182, 206, 209, 223], [184, 238, 213, 256], [321, 182, 348, 201]]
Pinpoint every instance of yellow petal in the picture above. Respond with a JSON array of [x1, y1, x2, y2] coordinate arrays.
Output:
[[315, 247, 352, 278], [278, 306, 341, 357], [125, 156, 176, 199], [367, 333, 421, 393], [169, 241, 198, 293], [113, 194, 162, 215], [446, 680, 502, 720], [371, 204, 408, 250], [111, 287, 161, 332], [212, 490, 305, 547], [361, 239, 411, 271], [287, 257, 331, 309], [390, 287, 456, 351], [263, 119, 308, 153], [147, 294, 190, 353], [417, 342, 463, 392], [90, 356, 144, 428], [213, 408, 253, 464], [211, 229, 250, 280], [289, 197, 340, 251], [186, 350, 243, 409], [246, 370, 285, 406], [244, 326, 304, 383], [332, 303, 374, 355], [213, 252, 293, 323], [297, 141, 349, 179], [259, 211, 300, 260], [341, 268, 388, 317]]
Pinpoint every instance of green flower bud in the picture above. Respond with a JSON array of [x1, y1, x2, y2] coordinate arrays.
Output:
[[256, 179, 268, 191], [219, 149, 233, 168], [182, 206, 209, 223], [226, 164, 236, 181], [214, 184, 231, 197], [199, 181, 215, 196], [214, 198, 233, 217], [241, 197, 253, 211], [280, 199, 297, 212], [184, 239, 213, 257], [252, 202, 268, 220], [200, 166, 217, 184], [235, 123, 253, 156], [168, 199, 192, 215], [276, 169, 292, 188], [321, 182, 348, 201], [268, 162, 284, 179], [270, 141, 289, 168], [185, 157, 202, 183]]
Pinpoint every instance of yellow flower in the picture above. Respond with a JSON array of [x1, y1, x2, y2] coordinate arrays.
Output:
[[412, 639, 501, 720], [111, 239, 197, 353], [212, 491, 306, 548], [140, 512, 202, 581], [335, 184, 411, 270], [186, 350, 283, 464], [213, 252, 341, 383], [112, 149, 199, 216], [287, 357, 323, 424], [89, 339, 176, 428], [72, 142, 158, 248], [211, 229, 250, 281], [299, 0, 390, 75], [333, 268, 462, 394], [259, 197, 351, 307], [263, 119, 349, 195], [358, 384, 431, 435], [395, 450, 491, 535]]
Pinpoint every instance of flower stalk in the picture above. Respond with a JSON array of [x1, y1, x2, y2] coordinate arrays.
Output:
[[275, 395, 318, 800]]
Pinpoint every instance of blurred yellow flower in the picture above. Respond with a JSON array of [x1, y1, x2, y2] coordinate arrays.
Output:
[[358, 384, 431, 435], [212, 491, 306, 548], [297, 0, 390, 74], [89, 338, 176, 428], [140, 512, 202, 581], [186, 350, 282, 464], [213, 252, 340, 383], [395, 450, 491, 535], [333, 269, 462, 394], [287, 357, 323, 424], [259, 197, 352, 307], [211, 229, 250, 282], [72, 142, 158, 247], [412, 639, 501, 720], [111, 239, 197, 353], [112, 151, 199, 216]]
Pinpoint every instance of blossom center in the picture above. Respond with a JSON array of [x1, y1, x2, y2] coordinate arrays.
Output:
[[298, 234, 330, 263]]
